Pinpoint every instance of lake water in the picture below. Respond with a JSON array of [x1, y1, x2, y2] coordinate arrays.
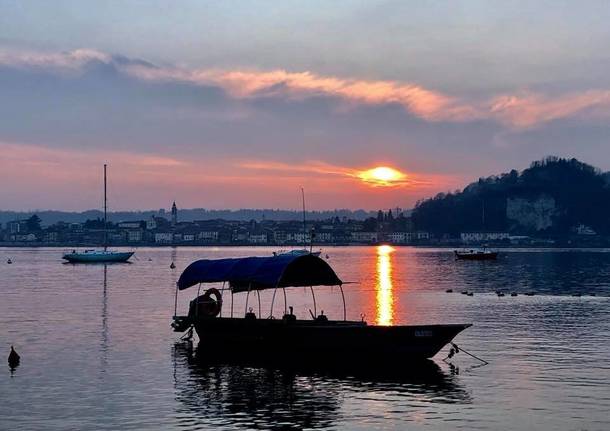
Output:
[[1, 246, 609, 430]]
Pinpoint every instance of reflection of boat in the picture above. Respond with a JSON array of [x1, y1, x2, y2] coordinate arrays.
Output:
[[454, 248, 498, 260], [62, 164, 134, 263], [172, 341, 469, 430], [172, 254, 470, 364]]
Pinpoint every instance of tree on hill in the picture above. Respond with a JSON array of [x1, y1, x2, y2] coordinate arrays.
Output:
[[412, 157, 610, 236]]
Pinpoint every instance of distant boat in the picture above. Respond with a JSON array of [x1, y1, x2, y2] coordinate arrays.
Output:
[[454, 248, 498, 261], [272, 188, 322, 258], [274, 249, 321, 257], [63, 164, 134, 263]]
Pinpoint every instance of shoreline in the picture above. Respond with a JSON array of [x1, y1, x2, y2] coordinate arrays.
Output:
[[1, 243, 610, 249]]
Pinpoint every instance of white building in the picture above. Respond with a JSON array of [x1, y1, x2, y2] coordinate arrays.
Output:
[[127, 230, 143, 242], [460, 232, 509, 243], [350, 231, 378, 243], [154, 232, 173, 243], [198, 231, 219, 241], [248, 233, 268, 244], [118, 221, 142, 229]]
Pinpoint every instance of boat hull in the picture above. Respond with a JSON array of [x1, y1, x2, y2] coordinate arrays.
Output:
[[191, 317, 470, 364], [454, 251, 498, 260], [62, 251, 134, 263]]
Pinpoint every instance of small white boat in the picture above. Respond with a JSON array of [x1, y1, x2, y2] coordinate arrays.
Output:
[[62, 164, 134, 264], [63, 249, 134, 263]]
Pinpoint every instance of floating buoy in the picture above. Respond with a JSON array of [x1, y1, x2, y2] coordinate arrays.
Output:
[[461, 291, 469, 295], [497, 291, 505, 297], [446, 289, 453, 293], [7, 258, 12, 264], [467, 292, 474, 297], [511, 292, 518, 297], [170, 262, 176, 269], [8, 346, 20, 369]]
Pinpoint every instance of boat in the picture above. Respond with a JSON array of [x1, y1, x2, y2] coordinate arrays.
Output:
[[273, 188, 322, 258], [62, 164, 134, 263], [273, 249, 321, 257], [63, 249, 134, 263], [171, 254, 471, 364], [454, 248, 498, 260]]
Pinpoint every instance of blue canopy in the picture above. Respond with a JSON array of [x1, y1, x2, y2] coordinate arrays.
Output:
[[177, 254, 342, 292]]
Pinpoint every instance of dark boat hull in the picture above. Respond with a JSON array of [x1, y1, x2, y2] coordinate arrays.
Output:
[[454, 251, 498, 260], [192, 317, 470, 363]]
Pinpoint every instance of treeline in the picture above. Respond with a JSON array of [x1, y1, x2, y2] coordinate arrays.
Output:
[[0, 208, 377, 226], [412, 157, 610, 235]]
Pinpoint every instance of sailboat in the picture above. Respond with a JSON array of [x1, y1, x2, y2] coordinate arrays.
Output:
[[274, 188, 321, 257], [62, 165, 134, 263]]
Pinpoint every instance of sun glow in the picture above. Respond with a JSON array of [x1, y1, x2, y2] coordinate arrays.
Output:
[[358, 166, 406, 186]]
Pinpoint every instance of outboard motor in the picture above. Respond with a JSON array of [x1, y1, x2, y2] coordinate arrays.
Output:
[[282, 306, 297, 323]]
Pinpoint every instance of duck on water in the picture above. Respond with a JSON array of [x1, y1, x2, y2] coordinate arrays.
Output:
[[171, 254, 471, 365]]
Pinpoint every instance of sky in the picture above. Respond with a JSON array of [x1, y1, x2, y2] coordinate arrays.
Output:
[[1, 0, 610, 211]]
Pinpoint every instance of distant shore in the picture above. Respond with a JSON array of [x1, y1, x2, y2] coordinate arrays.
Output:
[[2, 242, 610, 249]]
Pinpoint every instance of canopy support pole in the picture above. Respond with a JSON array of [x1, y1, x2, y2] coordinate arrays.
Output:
[[339, 284, 346, 321], [310, 286, 317, 317], [257, 290, 261, 318], [173, 282, 178, 317], [219, 282, 225, 317], [269, 288, 277, 318], [231, 291, 234, 318], [283, 288, 287, 316], [196, 283, 201, 318], [244, 284, 252, 316]]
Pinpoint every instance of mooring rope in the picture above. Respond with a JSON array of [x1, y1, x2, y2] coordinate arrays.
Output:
[[443, 342, 488, 365]]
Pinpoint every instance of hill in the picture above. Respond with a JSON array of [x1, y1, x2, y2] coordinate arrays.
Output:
[[412, 157, 610, 236]]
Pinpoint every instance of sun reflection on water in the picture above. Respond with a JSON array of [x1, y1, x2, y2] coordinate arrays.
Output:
[[376, 245, 395, 325]]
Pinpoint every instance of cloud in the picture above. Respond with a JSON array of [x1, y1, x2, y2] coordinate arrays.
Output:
[[3, 47, 610, 129], [490, 91, 610, 128]]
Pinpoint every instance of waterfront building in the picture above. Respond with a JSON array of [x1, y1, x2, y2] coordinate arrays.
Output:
[[460, 231, 509, 243]]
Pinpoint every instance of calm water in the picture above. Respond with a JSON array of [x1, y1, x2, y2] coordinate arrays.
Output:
[[1, 246, 609, 430]]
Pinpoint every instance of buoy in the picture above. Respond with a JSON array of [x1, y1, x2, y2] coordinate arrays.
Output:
[[467, 292, 474, 296], [8, 346, 20, 369], [170, 262, 176, 269], [446, 289, 453, 293], [511, 292, 518, 297], [7, 258, 12, 264], [497, 292, 505, 297]]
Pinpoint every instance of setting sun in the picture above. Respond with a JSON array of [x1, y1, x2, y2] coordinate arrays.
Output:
[[358, 166, 407, 186]]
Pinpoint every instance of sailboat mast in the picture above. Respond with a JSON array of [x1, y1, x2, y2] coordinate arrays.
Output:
[[104, 164, 107, 251], [301, 187, 306, 249]]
